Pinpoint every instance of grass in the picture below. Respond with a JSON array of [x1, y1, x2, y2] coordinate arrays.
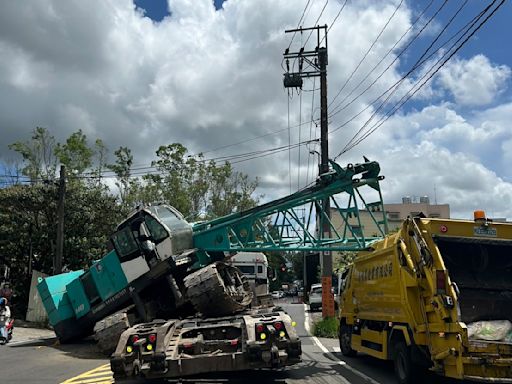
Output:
[[313, 316, 339, 338]]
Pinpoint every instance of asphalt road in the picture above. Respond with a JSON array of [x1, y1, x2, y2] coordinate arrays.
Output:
[[0, 299, 465, 384]]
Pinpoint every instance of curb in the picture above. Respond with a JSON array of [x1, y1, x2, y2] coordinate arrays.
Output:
[[303, 304, 382, 384]]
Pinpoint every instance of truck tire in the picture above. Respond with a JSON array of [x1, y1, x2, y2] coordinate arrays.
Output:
[[339, 324, 357, 357], [393, 342, 413, 384], [184, 262, 253, 317]]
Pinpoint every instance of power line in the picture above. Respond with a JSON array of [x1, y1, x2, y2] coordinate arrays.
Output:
[[297, 84, 303, 190], [188, 118, 314, 158], [303, 0, 329, 47], [306, 77, 317, 186], [328, 0, 437, 119], [340, 0, 496, 152], [320, 0, 348, 45], [328, 0, 405, 110], [184, 0, 426, 163], [328, 0, 489, 138], [287, 0, 312, 50], [337, 0, 504, 157], [288, 90, 292, 194]]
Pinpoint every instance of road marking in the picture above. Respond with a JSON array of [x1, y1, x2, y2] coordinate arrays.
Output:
[[303, 304, 382, 384], [7, 336, 55, 346], [333, 346, 341, 352], [60, 364, 113, 384]]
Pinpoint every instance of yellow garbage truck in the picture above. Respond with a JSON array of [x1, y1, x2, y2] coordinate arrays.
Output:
[[338, 212, 512, 383]]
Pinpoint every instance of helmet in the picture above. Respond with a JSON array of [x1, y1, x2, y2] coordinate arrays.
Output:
[[0, 297, 5, 306]]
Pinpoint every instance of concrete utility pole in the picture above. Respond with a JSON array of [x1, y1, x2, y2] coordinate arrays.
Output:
[[55, 165, 66, 275], [283, 25, 334, 318]]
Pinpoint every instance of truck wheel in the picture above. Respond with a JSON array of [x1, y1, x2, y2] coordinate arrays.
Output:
[[393, 342, 413, 384], [339, 324, 357, 357]]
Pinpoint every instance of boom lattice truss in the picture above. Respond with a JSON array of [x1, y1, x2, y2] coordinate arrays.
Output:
[[193, 159, 388, 254]]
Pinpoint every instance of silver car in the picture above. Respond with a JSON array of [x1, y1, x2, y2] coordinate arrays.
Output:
[[308, 283, 322, 311]]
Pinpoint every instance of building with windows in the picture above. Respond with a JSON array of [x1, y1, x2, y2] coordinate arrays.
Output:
[[329, 195, 450, 240], [384, 196, 450, 232]]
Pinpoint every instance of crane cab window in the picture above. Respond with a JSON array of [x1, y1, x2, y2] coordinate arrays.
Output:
[[111, 227, 139, 259], [144, 215, 169, 243]]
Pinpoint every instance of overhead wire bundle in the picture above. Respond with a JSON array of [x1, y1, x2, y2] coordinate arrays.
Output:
[[334, 0, 505, 159]]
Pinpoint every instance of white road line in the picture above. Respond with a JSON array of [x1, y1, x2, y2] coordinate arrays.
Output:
[[303, 304, 382, 384], [303, 303, 311, 333], [333, 346, 341, 352], [7, 336, 55, 346]]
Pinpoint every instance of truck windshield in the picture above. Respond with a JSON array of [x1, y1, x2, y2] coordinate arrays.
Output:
[[311, 287, 322, 294], [111, 227, 139, 258], [237, 265, 255, 274]]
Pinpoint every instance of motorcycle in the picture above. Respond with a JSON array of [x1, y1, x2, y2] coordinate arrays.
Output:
[[0, 314, 13, 344]]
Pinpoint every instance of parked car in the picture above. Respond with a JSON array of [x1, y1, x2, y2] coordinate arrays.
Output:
[[309, 283, 322, 311], [271, 291, 285, 299]]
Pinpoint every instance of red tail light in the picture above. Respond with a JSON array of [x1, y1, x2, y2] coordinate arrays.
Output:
[[230, 339, 238, 346], [256, 324, 265, 333], [274, 322, 283, 330], [131, 335, 139, 343], [148, 334, 156, 343], [436, 270, 446, 294]]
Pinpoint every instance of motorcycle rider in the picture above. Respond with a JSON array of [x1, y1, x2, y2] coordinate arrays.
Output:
[[0, 282, 13, 302], [0, 297, 11, 344]]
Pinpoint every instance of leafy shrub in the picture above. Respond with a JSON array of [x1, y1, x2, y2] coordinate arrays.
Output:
[[313, 317, 338, 338]]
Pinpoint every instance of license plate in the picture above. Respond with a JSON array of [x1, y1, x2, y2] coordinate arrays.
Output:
[[473, 226, 497, 237]]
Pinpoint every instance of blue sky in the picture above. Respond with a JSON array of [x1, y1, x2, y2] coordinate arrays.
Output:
[[133, 0, 512, 113], [0, 0, 511, 219], [403, 1, 512, 111], [135, 0, 226, 20], [134, 1, 510, 64]]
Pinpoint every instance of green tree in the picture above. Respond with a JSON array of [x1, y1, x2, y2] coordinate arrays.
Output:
[[8, 127, 57, 182], [132, 143, 260, 220], [334, 251, 356, 272], [107, 146, 133, 206], [55, 129, 94, 177], [3, 129, 123, 316], [90, 139, 108, 186], [208, 162, 260, 218]]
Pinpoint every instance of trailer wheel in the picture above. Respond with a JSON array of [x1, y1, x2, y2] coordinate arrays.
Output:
[[393, 342, 413, 384], [339, 324, 357, 357]]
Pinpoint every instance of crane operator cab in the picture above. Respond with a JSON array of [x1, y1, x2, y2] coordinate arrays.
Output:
[[110, 204, 194, 283]]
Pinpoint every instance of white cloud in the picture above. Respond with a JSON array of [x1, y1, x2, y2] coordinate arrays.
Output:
[[438, 54, 511, 106], [350, 101, 512, 219], [0, 0, 511, 221]]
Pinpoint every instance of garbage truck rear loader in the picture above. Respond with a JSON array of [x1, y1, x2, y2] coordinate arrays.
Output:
[[338, 214, 512, 383]]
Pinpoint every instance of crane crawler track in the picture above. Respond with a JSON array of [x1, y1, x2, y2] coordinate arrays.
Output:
[[184, 262, 253, 317]]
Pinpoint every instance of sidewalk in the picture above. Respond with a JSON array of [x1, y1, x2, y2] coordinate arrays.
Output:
[[10, 320, 55, 344]]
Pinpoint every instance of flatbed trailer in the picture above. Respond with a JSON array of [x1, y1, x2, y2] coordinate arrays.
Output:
[[110, 308, 301, 381]]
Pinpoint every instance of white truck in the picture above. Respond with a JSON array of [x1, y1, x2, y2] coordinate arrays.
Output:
[[228, 252, 272, 304]]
